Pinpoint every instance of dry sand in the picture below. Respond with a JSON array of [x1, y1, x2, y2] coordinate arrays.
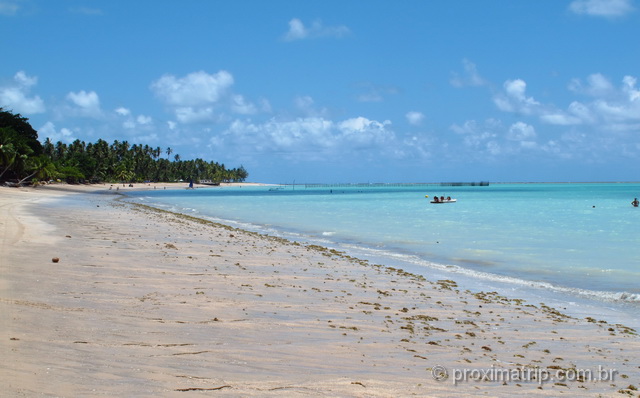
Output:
[[1, 184, 638, 397]]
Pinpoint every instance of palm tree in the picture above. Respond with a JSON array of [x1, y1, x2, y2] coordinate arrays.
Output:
[[114, 162, 133, 185], [0, 142, 17, 180], [17, 155, 57, 185], [43, 137, 55, 158]]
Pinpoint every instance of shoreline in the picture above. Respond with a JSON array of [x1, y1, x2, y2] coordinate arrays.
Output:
[[1, 185, 639, 396], [29, 180, 271, 192], [142, 205, 640, 329], [121, 183, 640, 329]]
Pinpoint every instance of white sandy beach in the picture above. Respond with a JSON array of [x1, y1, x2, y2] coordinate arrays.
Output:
[[1, 184, 638, 397]]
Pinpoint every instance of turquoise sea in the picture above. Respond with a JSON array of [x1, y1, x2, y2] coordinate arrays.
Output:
[[125, 183, 640, 327]]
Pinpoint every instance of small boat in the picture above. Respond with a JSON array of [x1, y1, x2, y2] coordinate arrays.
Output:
[[431, 198, 457, 204]]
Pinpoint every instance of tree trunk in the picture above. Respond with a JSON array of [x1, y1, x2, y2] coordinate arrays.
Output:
[[17, 170, 38, 186]]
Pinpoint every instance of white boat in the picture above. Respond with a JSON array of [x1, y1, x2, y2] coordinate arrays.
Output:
[[430, 198, 457, 204]]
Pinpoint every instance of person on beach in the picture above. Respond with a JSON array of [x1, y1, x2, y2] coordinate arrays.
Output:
[[632, 198, 639, 207]]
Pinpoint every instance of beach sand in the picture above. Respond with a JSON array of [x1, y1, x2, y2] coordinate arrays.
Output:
[[1, 184, 638, 397]]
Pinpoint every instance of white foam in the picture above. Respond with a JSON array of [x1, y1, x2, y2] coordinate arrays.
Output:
[[347, 244, 640, 304], [121, 186, 640, 328]]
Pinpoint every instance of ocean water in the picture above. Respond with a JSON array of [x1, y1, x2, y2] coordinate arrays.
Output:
[[125, 183, 640, 326]]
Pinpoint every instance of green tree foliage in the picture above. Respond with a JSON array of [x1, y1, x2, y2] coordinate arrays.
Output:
[[1, 125, 34, 181], [0, 108, 41, 155], [0, 108, 248, 185]]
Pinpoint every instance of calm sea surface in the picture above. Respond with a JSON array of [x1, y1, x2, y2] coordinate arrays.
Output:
[[125, 183, 640, 326]]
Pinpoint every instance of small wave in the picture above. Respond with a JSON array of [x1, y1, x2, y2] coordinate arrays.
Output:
[[125, 200, 640, 306], [339, 244, 640, 304], [426, 261, 640, 303]]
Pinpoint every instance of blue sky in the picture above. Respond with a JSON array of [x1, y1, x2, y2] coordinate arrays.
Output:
[[1, 0, 639, 183]]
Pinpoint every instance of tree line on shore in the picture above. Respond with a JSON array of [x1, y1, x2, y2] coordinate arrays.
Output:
[[0, 108, 248, 185]]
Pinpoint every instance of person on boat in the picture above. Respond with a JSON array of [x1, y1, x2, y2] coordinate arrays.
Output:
[[446, 196, 451, 201], [632, 198, 639, 207], [440, 196, 445, 202], [433, 196, 440, 203]]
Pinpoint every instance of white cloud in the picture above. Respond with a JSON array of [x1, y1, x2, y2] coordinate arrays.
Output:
[[150, 70, 234, 107], [584, 73, 614, 96], [210, 115, 395, 161], [400, 135, 436, 160], [539, 101, 594, 125], [486, 141, 502, 156], [448, 118, 573, 158], [67, 90, 99, 108], [151, 70, 239, 124], [406, 111, 425, 126], [569, 0, 634, 17], [338, 117, 394, 149], [593, 99, 630, 121], [231, 94, 258, 115], [568, 73, 615, 97], [115, 107, 130, 116], [283, 18, 350, 41], [215, 117, 334, 158], [175, 107, 216, 124], [277, 118, 334, 149], [137, 115, 152, 125], [540, 112, 583, 125], [520, 140, 539, 150], [66, 90, 102, 117], [284, 18, 307, 41], [450, 119, 479, 135], [492, 74, 640, 137], [115, 106, 153, 130], [122, 119, 136, 129], [495, 73, 639, 131], [258, 98, 272, 114], [567, 101, 597, 123], [493, 79, 540, 115], [475, 72, 640, 162], [450, 119, 500, 153], [294, 95, 315, 111], [0, 71, 45, 114], [450, 59, 486, 88], [39, 121, 75, 143], [14, 71, 37, 87], [549, 74, 640, 128], [622, 75, 640, 101], [507, 122, 536, 141], [293, 95, 327, 117]]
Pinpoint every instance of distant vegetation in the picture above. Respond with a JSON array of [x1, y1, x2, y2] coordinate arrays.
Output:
[[0, 108, 248, 186]]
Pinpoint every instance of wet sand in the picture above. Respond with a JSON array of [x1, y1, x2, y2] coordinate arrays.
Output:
[[1, 184, 638, 397]]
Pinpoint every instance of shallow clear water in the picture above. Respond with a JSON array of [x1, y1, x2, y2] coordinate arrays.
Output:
[[125, 183, 640, 324]]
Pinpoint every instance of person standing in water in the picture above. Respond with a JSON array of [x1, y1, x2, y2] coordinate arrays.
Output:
[[632, 198, 639, 207]]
